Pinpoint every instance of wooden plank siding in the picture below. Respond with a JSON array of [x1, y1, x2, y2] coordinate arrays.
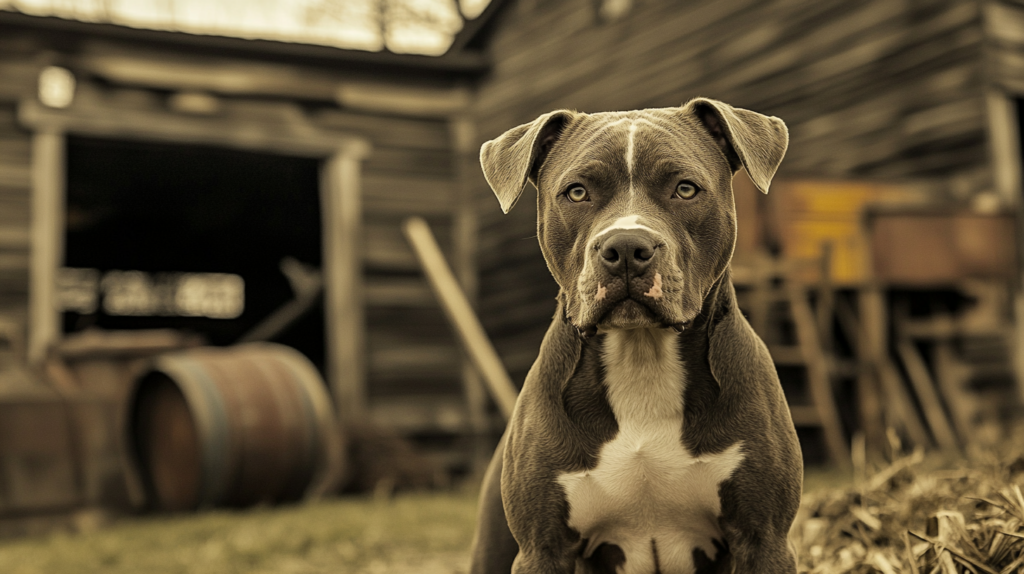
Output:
[[0, 20, 475, 421], [0, 99, 32, 321], [472, 0, 994, 386]]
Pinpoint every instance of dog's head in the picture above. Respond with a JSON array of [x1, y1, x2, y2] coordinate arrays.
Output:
[[480, 98, 787, 333]]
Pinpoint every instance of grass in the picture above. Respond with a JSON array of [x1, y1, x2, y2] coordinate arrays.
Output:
[[0, 466, 857, 574], [0, 490, 480, 574]]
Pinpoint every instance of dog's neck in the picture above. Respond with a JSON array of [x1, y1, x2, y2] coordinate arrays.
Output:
[[600, 326, 685, 421]]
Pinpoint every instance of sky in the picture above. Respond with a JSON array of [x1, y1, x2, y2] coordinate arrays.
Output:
[[0, 0, 491, 55]]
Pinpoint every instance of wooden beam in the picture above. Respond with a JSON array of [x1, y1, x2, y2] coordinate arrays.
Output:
[[19, 97, 367, 158], [403, 216, 518, 421], [336, 83, 472, 117], [28, 129, 64, 364], [78, 53, 339, 102], [76, 52, 476, 116], [322, 147, 371, 423]]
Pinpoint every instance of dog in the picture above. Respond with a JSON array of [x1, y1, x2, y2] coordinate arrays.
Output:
[[469, 98, 803, 574]]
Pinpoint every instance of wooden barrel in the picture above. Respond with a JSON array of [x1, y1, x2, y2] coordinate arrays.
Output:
[[128, 343, 343, 511]]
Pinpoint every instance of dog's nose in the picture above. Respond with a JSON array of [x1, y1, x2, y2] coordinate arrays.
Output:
[[600, 231, 657, 276]]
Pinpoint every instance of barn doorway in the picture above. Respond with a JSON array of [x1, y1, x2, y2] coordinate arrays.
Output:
[[61, 136, 326, 371]]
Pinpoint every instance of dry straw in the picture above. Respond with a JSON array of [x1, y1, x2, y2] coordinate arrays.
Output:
[[794, 435, 1024, 574]]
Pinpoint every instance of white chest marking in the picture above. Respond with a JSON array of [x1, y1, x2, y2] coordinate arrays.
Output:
[[557, 329, 745, 574]]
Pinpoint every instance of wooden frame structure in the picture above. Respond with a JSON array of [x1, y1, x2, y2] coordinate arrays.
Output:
[[19, 96, 371, 421]]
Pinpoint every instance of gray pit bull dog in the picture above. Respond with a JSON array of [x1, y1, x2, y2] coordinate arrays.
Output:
[[469, 98, 803, 574]]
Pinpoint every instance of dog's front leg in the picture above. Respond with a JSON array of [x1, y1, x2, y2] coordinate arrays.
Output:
[[501, 436, 582, 573], [511, 549, 577, 574], [720, 509, 798, 574], [725, 536, 797, 574], [502, 470, 581, 574], [715, 461, 800, 573]]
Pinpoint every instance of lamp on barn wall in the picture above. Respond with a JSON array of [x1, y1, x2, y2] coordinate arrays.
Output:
[[38, 66, 76, 109], [597, 0, 633, 22], [168, 91, 221, 115]]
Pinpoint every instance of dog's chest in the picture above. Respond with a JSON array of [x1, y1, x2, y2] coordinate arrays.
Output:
[[557, 329, 744, 574]]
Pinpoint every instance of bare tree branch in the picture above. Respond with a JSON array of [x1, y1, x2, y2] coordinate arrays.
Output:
[[306, 0, 466, 53]]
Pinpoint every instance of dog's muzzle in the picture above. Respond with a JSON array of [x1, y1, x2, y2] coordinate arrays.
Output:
[[599, 231, 659, 278], [576, 227, 682, 331], [596, 228, 664, 301]]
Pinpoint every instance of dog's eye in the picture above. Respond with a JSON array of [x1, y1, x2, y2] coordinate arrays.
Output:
[[674, 181, 699, 199], [566, 185, 590, 203]]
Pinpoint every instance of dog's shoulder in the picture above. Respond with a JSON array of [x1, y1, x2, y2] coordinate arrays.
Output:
[[710, 298, 777, 384]]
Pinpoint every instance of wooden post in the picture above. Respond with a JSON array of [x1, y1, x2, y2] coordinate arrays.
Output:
[[321, 144, 370, 423], [28, 129, 65, 364], [986, 90, 1024, 405], [985, 89, 1022, 209], [856, 285, 887, 455], [450, 116, 491, 464], [1016, 292, 1024, 406], [816, 242, 834, 352]]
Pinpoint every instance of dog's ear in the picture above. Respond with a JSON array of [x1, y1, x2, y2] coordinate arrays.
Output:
[[687, 98, 788, 194], [480, 110, 575, 213]]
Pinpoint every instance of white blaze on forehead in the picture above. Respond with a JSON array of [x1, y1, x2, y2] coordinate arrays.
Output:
[[626, 121, 638, 198], [575, 117, 632, 150], [625, 121, 638, 175], [593, 215, 656, 239]]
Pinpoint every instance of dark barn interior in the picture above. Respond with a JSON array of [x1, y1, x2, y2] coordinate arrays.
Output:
[[63, 137, 326, 369]]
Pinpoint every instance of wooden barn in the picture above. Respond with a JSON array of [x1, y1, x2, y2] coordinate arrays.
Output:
[[3, 0, 1024, 524], [0, 7, 501, 522], [468, 0, 1024, 461]]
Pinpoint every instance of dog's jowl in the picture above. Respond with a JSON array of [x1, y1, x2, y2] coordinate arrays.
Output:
[[470, 98, 803, 574]]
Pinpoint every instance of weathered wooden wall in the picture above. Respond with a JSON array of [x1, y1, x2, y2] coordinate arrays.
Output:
[[472, 0, 993, 383], [0, 15, 486, 435], [0, 37, 33, 332]]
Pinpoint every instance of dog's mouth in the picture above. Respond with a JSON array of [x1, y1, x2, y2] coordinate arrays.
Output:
[[571, 264, 696, 336], [601, 299, 670, 328], [573, 291, 692, 337]]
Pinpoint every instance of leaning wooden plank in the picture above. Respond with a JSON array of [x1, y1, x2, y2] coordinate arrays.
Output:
[[876, 358, 933, 450], [238, 289, 322, 344], [895, 339, 961, 452], [787, 283, 851, 469], [403, 216, 518, 421], [933, 341, 977, 443]]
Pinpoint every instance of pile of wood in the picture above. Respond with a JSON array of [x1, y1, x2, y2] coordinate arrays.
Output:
[[795, 445, 1024, 573]]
